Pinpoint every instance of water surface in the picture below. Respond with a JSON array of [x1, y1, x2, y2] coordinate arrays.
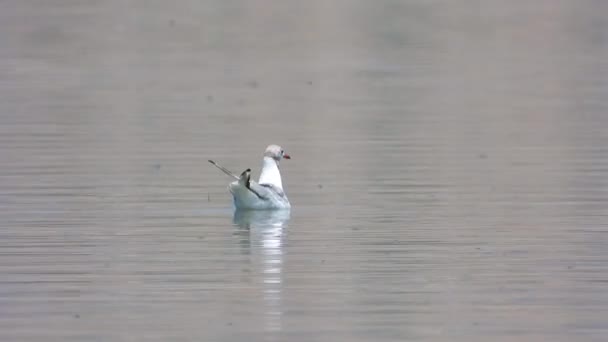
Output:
[[1, 1, 608, 341]]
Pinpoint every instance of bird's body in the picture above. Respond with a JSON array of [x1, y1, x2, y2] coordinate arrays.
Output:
[[209, 145, 291, 210]]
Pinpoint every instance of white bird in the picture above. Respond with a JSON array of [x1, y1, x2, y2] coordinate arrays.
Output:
[[209, 145, 291, 210]]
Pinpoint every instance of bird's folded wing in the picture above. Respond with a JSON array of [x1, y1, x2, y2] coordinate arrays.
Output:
[[258, 183, 286, 199], [233, 169, 276, 201]]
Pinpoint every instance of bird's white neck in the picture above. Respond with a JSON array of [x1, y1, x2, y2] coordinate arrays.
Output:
[[258, 157, 283, 189]]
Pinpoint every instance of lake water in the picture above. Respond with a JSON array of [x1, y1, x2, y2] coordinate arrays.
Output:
[[1, 1, 608, 341]]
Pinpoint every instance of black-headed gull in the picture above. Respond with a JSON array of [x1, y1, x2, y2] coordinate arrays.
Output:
[[209, 145, 291, 210]]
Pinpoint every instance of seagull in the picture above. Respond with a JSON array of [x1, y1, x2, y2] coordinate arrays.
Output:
[[209, 145, 291, 210]]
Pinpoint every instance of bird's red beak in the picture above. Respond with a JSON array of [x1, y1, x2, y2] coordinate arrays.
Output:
[[283, 154, 291, 159]]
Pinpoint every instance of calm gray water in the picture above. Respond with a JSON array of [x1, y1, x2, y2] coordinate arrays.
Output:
[[1, 1, 608, 341]]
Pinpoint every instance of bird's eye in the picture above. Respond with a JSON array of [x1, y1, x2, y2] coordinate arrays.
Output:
[[281, 150, 284, 154]]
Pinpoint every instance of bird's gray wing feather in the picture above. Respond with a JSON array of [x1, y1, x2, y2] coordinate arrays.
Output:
[[258, 183, 287, 199], [208, 160, 239, 180]]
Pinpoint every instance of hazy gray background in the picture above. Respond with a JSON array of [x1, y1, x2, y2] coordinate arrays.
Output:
[[1, 1, 608, 341]]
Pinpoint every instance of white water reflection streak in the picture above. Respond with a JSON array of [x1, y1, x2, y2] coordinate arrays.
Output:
[[233, 210, 290, 333]]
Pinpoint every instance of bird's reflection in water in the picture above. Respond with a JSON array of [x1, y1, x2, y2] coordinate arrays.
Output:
[[233, 209, 290, 333]]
